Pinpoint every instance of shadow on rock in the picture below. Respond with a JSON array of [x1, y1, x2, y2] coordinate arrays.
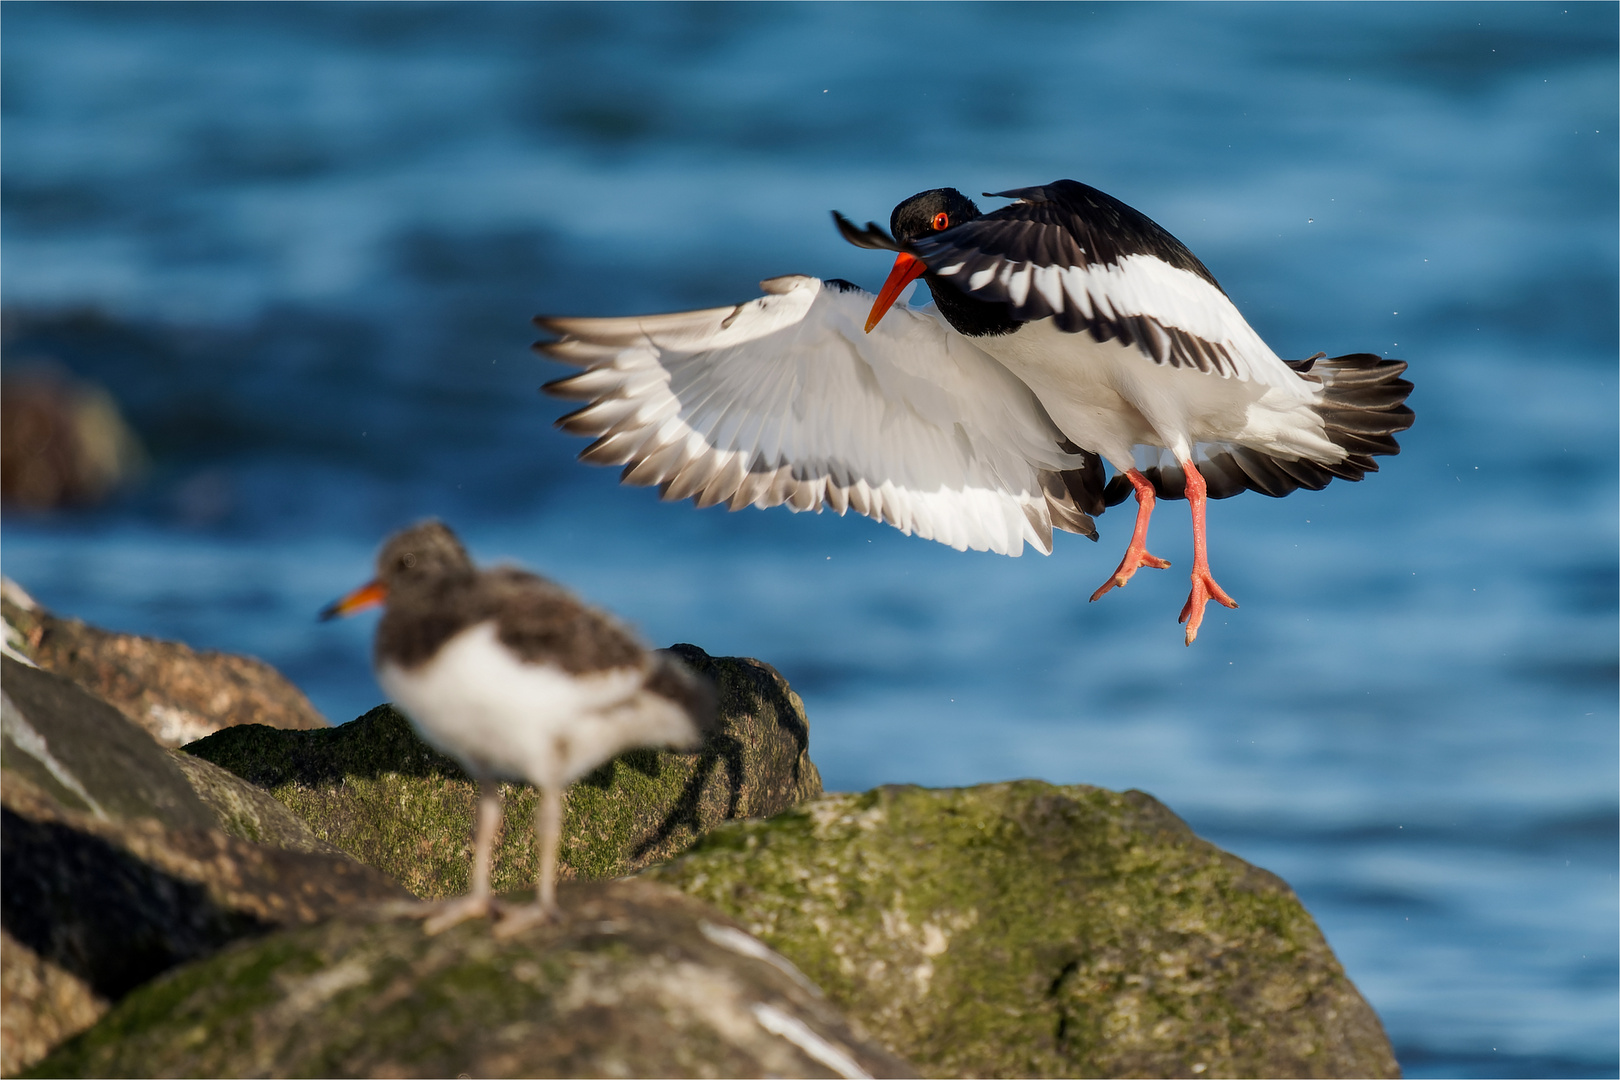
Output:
[[184, 644, 824, 899]]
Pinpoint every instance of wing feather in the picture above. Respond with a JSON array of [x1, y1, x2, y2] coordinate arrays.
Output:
[[539, 276, 1106, 555]]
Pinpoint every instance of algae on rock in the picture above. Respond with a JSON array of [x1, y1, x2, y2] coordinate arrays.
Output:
[[29, 879, 915, 1080], [184, 644, 823, 899], [646, 781, 1400, 1079]]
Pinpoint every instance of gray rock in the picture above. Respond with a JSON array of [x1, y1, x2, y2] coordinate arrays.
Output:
[[167, 750, 346, 856], [2, 655, 216, 830], [30, 879, 916, 1079], [646, 782, 1401, 1079], [1, 930, 108, 1079], [1, 775, 410, 1001], [184, 644, 824, 898], [2, 580, 328, 747], [0, 659, 408, 1073]]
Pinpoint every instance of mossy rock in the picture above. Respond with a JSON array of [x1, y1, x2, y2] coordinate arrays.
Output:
[[645, 782, 1400, 1079], [0, 656, 397, 1073], [184, 645, 823, 899], [29, 879, 915, 1079]]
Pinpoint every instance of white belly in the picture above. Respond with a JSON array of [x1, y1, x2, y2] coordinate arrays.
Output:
[[976, 322, 1337, 468], [377, 622, 698, 789]]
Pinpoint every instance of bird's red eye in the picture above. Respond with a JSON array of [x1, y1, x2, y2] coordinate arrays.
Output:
[[931, 212, 950, 231]]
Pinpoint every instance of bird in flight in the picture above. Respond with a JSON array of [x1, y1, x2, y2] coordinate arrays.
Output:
[[537, 180, 1412, 644]]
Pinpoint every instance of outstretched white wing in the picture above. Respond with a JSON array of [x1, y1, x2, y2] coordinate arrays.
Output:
[[538, 275, 1105, 556]]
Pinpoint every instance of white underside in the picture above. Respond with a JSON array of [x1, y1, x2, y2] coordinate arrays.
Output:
[[544, 276, 1097, 557], [377, 622, 702, 789], [973, 320, 1342, 471]]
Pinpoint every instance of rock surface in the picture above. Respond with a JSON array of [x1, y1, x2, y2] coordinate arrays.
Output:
[[0, 362, 146, 510], [0, 658, 407, 1073], [29, 879, 915, 1079], [1, 930, 107, 1079], [168, 750, 346, 856], [185, 644, 824, 899], [3, 654, 218, 831], [647, 782, 1401, 1079], [2, 578, 328, 746]]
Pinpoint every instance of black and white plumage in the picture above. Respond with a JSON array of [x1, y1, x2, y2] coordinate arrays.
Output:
[[321, 520, 716, 932], [538, 180, 1413, 643]]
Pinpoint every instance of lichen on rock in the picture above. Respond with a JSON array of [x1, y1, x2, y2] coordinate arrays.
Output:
[[646, 781, 1400, 1079], [184, 644, 824, 899], [28, 879, 915, 1080]]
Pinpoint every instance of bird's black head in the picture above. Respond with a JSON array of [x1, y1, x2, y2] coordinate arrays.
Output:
[[375, 520, 474, 588], [890, 188, 982, 246], [880, 187, 1017, 338]]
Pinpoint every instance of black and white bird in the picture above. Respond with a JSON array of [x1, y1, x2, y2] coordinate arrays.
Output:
[[537, 180, 1413, 644], [321, 521, 716, 932]]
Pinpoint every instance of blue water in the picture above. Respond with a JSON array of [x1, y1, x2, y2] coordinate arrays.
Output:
[[3, 4, 1615, 1075]]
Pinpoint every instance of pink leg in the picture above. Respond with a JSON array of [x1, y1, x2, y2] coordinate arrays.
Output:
[[423, 779, 502, 934], [1177, 462, 1239, 645], [494, 784, 564, 938], [1090, 468, 1172, 603]]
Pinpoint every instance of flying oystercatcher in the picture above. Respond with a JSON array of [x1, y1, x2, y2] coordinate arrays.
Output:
[[322, 520, 716, 932], [538, 180, 1413, 644]]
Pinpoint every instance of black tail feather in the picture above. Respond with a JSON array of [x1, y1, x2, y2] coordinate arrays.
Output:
[[1103, 353, 1413, 504]]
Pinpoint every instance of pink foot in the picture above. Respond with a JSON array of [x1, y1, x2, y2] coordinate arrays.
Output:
[[1091, 547, 1172, 602], [492, 902, 559, 939], [421, 893, 497, 935], [1178, 566, 1239, 646]]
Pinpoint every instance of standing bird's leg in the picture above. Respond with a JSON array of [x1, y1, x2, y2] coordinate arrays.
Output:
[[1090, 468, 1172, 602], [1177, 461, 1239, 645], [536, 784, 562, 914], [495, 784, 564, 938], [423, 778, 503, 934]]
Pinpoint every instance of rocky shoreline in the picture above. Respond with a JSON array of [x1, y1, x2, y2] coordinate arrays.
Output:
[[1, 581, 1399, 1078]]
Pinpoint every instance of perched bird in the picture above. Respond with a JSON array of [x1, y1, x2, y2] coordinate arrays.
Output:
[[321, 521, 716, 932], [538, 180, 1412, 644]]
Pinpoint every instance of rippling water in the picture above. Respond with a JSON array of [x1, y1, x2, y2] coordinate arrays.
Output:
[[3, 5, 1615, 1076]]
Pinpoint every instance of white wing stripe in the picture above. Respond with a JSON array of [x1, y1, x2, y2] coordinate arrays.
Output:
[[543, 277, 1100, 556]]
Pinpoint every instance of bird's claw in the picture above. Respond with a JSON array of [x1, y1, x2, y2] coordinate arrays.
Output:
[[1090, 549, 1171, 602], [492, 903, 560, 939], [1178, 568, 1238, 645], [421, 894, 498, 935]]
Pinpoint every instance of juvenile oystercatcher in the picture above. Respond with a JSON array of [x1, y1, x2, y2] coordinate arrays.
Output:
[[538, 180, 1412, 643], [322, 520, 716, 932]]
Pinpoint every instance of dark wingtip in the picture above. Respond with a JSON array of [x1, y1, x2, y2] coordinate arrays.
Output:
[[832, 210, 900, 252]]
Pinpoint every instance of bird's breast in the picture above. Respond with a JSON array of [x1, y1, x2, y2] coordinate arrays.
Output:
[[377, 621, 645, 786]]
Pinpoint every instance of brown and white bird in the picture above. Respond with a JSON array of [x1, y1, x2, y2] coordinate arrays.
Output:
[[322, 520, 716, 932], [537, 180, 1413, 644]]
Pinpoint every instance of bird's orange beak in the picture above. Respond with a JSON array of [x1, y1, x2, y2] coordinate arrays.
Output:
[[864, 252, 928, 333], [318, 579, 387, 621]]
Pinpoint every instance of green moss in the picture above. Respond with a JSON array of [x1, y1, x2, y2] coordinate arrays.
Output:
[[31, 881, 913, 1079], [184, 647, 823, 900], [646, 782, 1398, 1079]]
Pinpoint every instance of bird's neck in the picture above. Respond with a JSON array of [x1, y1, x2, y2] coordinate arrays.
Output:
[[924, 275, 1021, 337], [376, 576, 480, 670]]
